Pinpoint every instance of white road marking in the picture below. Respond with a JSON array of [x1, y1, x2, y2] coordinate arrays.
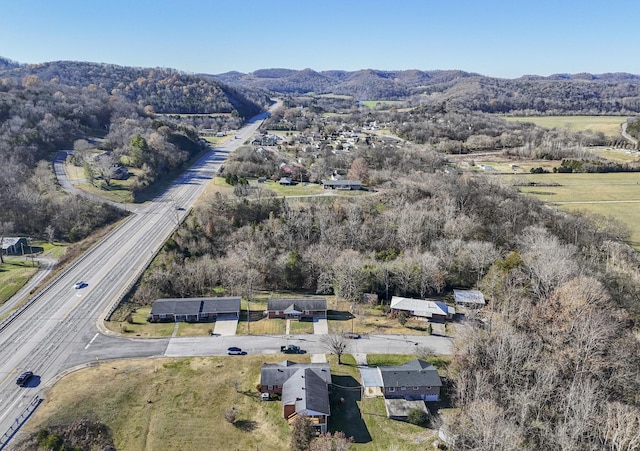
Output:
[[0, 396, 23, 424], [84, 333, 99, 350]]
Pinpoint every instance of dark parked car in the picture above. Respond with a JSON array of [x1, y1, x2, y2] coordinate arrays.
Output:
[[16, 371, 33, 386]]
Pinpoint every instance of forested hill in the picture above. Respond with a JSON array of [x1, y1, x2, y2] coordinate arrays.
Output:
[[0, 56, 21, 71], [215, 68, 640, 115], [0, 60, 271, 117]]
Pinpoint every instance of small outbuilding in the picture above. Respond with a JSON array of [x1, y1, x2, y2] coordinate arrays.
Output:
[[453, 289, 486, 307], [0, 237, 29, 255]]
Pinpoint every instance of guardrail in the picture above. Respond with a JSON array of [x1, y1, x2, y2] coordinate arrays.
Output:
[[0, 394, 42, 450]]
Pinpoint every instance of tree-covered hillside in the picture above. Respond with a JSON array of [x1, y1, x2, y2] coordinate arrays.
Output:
[[1, 60, 271, 117], [217, 68, 640, 114]]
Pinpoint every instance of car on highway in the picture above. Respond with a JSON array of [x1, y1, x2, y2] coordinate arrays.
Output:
[[227, 347, 246, 355], [73, 280, 86, 289], [16, 371, 34, 386]]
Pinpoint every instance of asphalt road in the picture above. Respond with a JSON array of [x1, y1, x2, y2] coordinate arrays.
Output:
[[0, 105, 275, 445], [0, 99, 454, 446]]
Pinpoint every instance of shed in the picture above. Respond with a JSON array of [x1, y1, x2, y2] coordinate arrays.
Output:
[[453, 289, 485, 307], [1, 237, 28, 255]]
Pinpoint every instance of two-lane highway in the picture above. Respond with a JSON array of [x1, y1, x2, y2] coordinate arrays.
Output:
[[0, 105, 276, 444]]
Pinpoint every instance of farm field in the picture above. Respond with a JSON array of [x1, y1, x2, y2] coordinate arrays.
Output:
[[506, 172, 640, 247], [21, 356, 440, 450], [503, 115, 626, 136]]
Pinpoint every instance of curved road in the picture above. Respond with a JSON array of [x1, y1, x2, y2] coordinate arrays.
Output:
[[0, 105, 276, 446], [0, 101, 452, 447]]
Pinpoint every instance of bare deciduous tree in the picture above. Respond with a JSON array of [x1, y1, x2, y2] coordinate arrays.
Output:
[[321, 333, 351, 364]]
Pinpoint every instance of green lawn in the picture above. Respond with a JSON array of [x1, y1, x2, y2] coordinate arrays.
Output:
[[507, 172, 640, 247], [504, 115, 626, 136], [360, 100, 406, 109], [0, 258, 39, 305], [257, 180, 325, 196], [289, 319, 315, 334], [22, 354, 441, 450]]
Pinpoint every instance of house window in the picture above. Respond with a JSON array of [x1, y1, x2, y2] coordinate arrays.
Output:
[[304, 310, 309, 314], [426, 386, 430, 389], [401, 386, 406, 391], [275, 311, 280, 315], [388, 387, 396, 392], [268, 385, 273, 390], [159, 314, 166, 319], [413, 387, 419, 390]]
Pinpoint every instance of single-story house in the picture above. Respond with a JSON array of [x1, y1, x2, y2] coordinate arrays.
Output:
[[360, 359, 442, 402], [267, 298, 327, 320], [390, 296, 455, 321], [260, 361, 332, 434], [148, 297, 241, 322], [380, 359, 442, 402], [322, 179, 362, 190], [1, 237, 28, 255], [453, 289, 485, 307]]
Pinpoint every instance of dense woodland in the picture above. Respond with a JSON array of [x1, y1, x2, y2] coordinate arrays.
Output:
[[131, 155, 640, 449], [1, 60, 270, 117], [0, 59, 268, 241], [2, 56, 640, 449]]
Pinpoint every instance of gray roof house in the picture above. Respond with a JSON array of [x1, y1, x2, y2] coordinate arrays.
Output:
[[260, 361, 331, 393], [149, 297, 241, 322], [267, 298, 327, 319], [260, 361, 332, 433], [322, 179, 362, 190], [361, 359, 443, 403], [390, 296, 455, 321], [379, 359, 442, 402]]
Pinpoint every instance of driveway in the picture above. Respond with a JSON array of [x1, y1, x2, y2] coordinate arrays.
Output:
[[213, 316, 238, 336], [313, 317, 329, 335]]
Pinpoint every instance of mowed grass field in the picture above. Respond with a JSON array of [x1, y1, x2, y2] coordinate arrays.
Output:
[[25, 356, 440, 450], [504, 115, 626, 136], [507, 172, 640, 247]]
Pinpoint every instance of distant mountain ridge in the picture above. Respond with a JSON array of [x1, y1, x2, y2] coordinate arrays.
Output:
[[213, 68, 477, 99], [214, 68, 640, 114]]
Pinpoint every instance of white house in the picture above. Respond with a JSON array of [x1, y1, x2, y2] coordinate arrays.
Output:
[[390, 296, 455, 321]]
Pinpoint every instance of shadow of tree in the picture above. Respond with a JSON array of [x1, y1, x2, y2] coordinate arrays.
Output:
[[329, 375, 372, 444], [234, 419, 258, 432]]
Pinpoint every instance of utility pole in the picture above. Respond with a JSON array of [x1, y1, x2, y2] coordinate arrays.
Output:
[[247, 298, 251, 335]]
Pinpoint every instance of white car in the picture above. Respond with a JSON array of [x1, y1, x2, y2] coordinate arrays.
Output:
[[73, 281, 86, 289]]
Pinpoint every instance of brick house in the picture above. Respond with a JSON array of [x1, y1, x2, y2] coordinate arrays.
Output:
[[267, 298, 327, 320], [148, 297, 241, 322], [260, 361, 332, 433], [380, 359, 442, 402]]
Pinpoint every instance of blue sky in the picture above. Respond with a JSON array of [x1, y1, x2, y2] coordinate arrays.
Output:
[[1, 0, 638, 78]]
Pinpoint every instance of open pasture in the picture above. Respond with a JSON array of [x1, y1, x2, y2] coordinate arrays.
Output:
[[504, 115, 626, 136], [507, 172, 640, 247]]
